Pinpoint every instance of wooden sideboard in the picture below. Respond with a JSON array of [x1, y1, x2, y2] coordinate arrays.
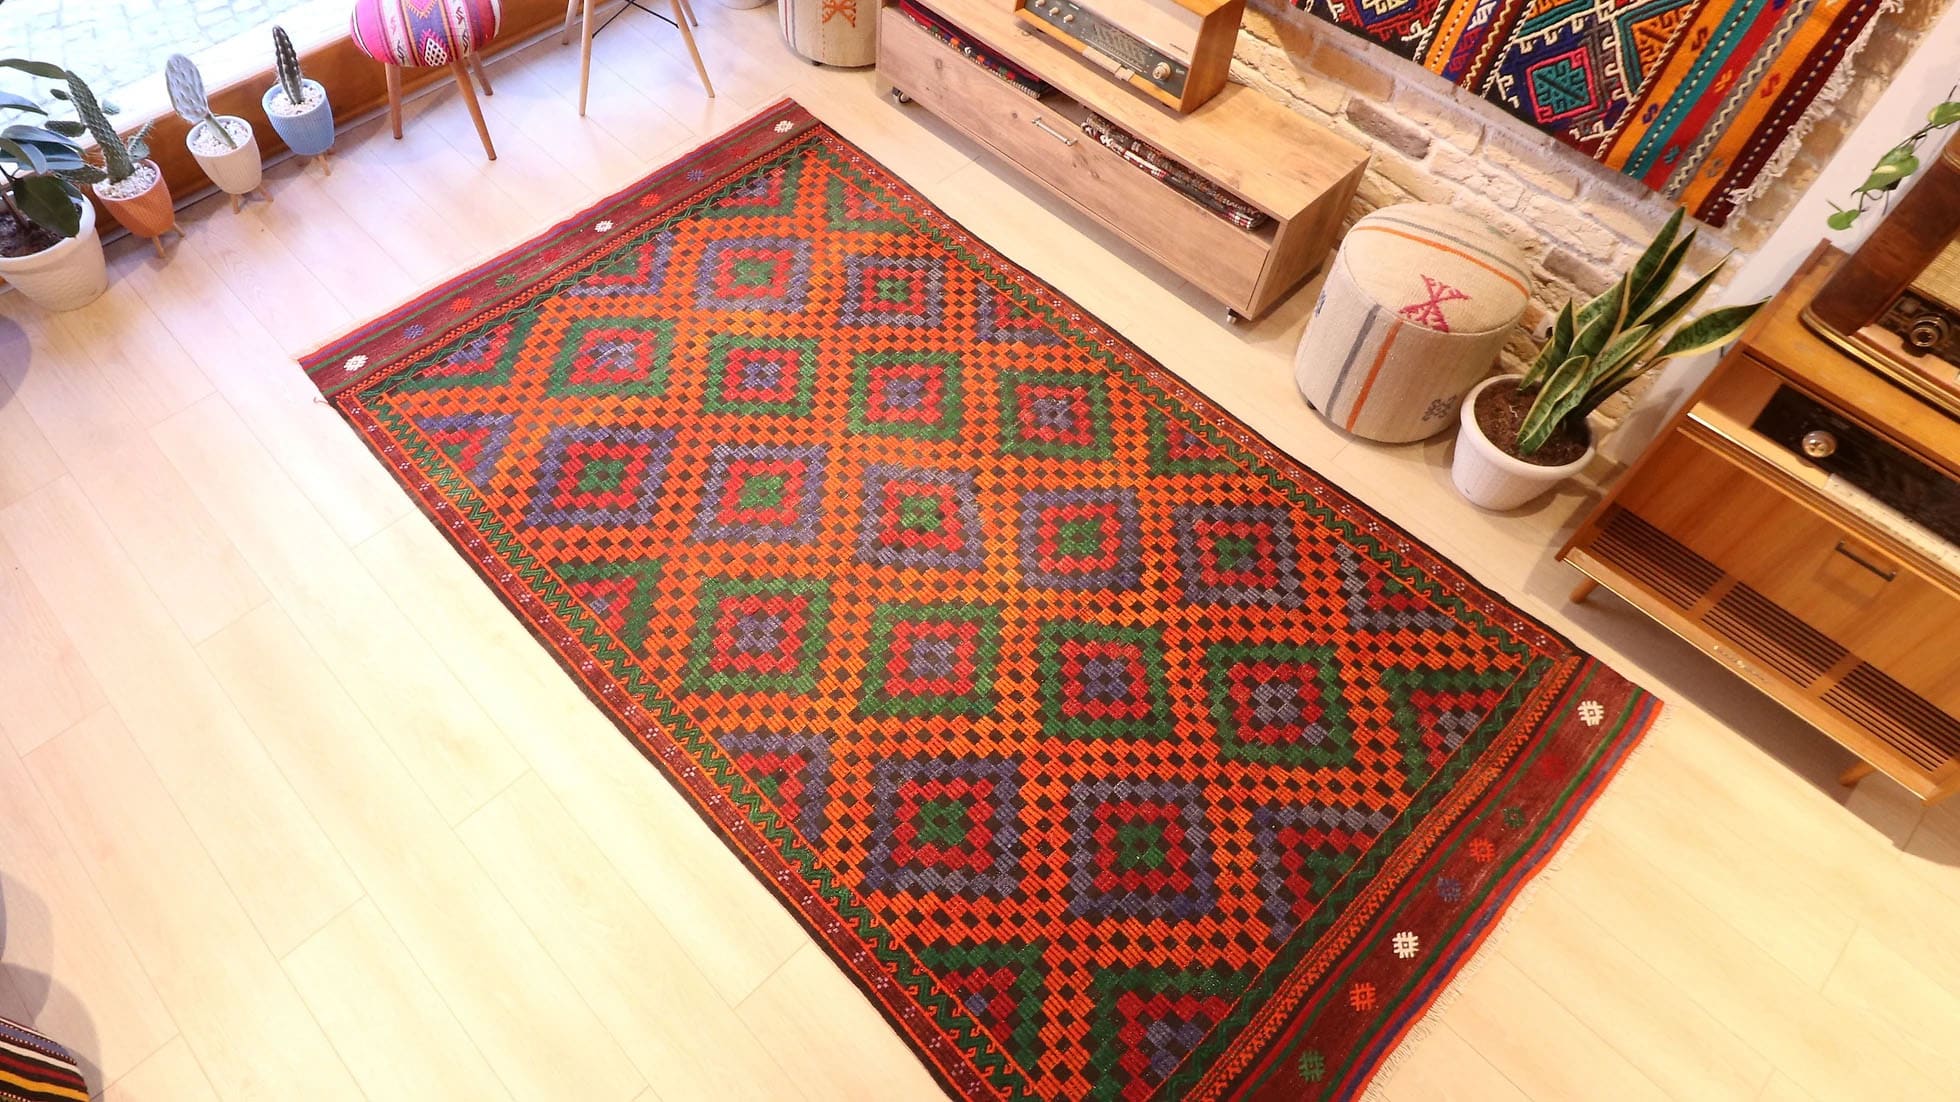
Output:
[[1561, 247, 1960, 802], [874, 0, 1367, 321]]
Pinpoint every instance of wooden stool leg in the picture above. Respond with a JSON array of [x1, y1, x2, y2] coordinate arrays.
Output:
[[470, 53, 494, 96], [449, 57, 496, 160], [1570, 577, 1598, 604], [678, 0, 699, 25], [151, 235, 166, 259], [385, 63, 404, 140], [1839, 761, 1876, 788], [561, 0, 579, 44], [578, 0, 596, 117], [671, 0, 714, 97]]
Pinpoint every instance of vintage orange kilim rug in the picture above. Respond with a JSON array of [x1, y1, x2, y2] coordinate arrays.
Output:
[[303, 103, 1659, 1101]]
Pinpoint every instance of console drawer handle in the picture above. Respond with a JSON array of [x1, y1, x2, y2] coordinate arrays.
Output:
[[1833, 540, 1897, 582], [1030, 116, 1077, 146]]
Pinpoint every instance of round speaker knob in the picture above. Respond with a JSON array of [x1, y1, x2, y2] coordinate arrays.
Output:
[[1151, 61, 1173, 81], [1801, 430, 1838, 459], [1906, 313, 1950, 351]]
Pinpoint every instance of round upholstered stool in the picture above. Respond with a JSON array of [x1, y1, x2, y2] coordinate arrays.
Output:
[[1294, 204, 1531, 443], [781, 0, 878, 66], [351, 0, 502, 160]]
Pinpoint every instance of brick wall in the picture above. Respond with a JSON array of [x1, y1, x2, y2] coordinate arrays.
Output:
[[1233, 0, 1943, 417]]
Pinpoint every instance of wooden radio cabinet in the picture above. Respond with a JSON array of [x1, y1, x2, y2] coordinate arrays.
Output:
[[875, 0, 1367, 321], [1562, 247, 1960, 803]]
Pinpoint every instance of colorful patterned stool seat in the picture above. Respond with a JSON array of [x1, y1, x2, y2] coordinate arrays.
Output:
[[350, 0, 503, 159], [1294, 203, 1531, 443], [0, 1017, 87, 1102]]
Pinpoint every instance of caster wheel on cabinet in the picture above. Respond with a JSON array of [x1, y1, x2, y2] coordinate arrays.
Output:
[[1223, 308, 1245, 326], [889, 87, 911, 105]]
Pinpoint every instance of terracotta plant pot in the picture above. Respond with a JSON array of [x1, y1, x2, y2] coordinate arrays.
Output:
[[188, 116, 263, 196], [0, 198, 108, 312], [92, 159, 175, 241], [1450, 374, 1596, 511]]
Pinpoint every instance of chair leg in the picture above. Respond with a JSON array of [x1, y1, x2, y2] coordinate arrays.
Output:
[[449, 57, 497, 160], [385, 63, 404, 140], [562, 0, 580, 44], [678, 0, 699, 25], [578, 0, 596, 117], [671, 0, 714, 97], [470, 53, 494, 96]]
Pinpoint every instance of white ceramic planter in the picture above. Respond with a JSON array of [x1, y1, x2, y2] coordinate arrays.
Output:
[[1451, 374, 1596, 511], [0, 199, 108, 312], [189, 116, 263, 195]]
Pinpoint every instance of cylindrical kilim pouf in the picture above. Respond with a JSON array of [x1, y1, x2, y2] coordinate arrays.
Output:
[[1294, 204, 1531, 443], [0, 1017, 88, 1101], [781, 0, 877, 66]]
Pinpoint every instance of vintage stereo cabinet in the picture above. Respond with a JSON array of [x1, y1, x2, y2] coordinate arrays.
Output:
[[1562, 246, 1960, 803], [1012, 0, 1243, 113], [876, 0, 1367, 321]]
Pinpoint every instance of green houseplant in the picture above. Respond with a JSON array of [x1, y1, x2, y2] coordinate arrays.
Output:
[[59, 71, 177, 254], [262, 26, 335, 167], [1452, 208, 1765, 510], [167, 53, 265, 209], [1827, 91, 1960, 231], [0, 58, 109, 310]]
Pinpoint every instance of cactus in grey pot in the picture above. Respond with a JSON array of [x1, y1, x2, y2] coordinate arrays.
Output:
[[272, 25, 304, 107], [66, 73, 151, 185], [164, 53, 235, 149]]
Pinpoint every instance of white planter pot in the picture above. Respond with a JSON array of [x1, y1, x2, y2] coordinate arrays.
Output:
[[1451, 374, 1596, 511], [0, 198, 108, 312], [189, 117, 263, 195]]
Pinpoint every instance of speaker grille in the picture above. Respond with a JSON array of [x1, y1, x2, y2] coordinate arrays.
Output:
[[1590, 509, 1723, 609], [1703, 584, 1849, 687], [1824, 664, 1960, 773]]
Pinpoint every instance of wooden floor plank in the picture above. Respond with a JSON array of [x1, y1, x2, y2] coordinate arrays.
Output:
[[101, 1038, 218, 1102]]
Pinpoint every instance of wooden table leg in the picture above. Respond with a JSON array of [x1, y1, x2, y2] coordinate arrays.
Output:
[[385, 63, 404, 140], [470, 53, 494, 96], [449, 57, 497, 160], [1570, 577, 1598, 604], [578, 0, 596, 117], [671, 0, 715, 97], [1839, 761, 1876, 788]]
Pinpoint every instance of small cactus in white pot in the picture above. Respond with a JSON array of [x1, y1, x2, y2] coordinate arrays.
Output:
[[167, 53, 268, 211], [262, 27, 334, 170]]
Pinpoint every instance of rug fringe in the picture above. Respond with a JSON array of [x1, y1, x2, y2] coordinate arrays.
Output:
[[1724, 0, 1905, 214], [1356, 702, 1674, 1101]]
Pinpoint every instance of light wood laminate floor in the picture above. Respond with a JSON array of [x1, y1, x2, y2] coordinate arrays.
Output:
[[3, 7, 1957, 1099]]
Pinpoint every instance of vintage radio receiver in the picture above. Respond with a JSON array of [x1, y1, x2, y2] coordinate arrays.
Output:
[[1806, 131, 1960, 418], [1013, 0, 1244, 113]]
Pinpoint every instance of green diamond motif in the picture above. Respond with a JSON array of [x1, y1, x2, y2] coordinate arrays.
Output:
[[545, 316, 676, 397], [702, 333, 818, 417], [999, 369, 1113, 459], [860, 602, 1004, 718], [1205, 641, 1353, 768], [682, 576, 833, 695], [1036, 620, 1170, 740]]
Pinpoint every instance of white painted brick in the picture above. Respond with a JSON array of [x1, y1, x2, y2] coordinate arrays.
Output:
[[1389, 84, 1484, 153]]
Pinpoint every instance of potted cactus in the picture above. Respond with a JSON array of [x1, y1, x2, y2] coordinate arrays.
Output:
[[1452, 209, 1765, 510], [167, 54, 267, 210], [58, 73, 177, 255], [0, 58, 109, 310], [262, 26, 334, 170]]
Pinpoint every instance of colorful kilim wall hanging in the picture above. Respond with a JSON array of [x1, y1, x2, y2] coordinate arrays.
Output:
[[1294, 0, 1891, 225], [302, 103, 1661, 1100]]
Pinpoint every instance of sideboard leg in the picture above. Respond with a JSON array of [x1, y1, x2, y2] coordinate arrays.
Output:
[[1569, 577, 1598, 604], [1839, 761, 1876, 788]]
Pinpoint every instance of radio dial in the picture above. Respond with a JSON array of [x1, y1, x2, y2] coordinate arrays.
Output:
[[1801, 430, 1838, 459], [1906, 313, 1950, 351], [1151, 61, 1172, 81]]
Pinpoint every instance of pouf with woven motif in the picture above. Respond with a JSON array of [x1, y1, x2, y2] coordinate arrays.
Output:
[[0, 1017, 87, 1102], [1294, 204, 1531, 443]]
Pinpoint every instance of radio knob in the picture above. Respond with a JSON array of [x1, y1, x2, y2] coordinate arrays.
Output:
[[1151, 61, 1172, 81], [1906, 313, 1950, 351], [1801, 430, 1838, 459], [1062, 12, 1075, 21]]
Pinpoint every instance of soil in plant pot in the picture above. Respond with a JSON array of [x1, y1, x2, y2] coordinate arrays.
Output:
[[95, 160, 160, 201], [0, 214, 60, 258], [1474, 377, 1591, 467], [188, 117, 253, 156], [267, 84, 326, 116]]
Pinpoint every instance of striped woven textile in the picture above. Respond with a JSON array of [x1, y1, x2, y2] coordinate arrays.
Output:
[[0, 1019, 87, 1102], [350, 0, 502, 67], [1294, 0, 1890, 226]]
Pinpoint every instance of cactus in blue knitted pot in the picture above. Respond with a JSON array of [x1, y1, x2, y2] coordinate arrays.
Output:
[[262, 26, 336, 159]]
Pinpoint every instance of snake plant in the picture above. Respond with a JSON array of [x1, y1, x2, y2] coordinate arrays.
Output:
[[1512, 208, 1765, 455]]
